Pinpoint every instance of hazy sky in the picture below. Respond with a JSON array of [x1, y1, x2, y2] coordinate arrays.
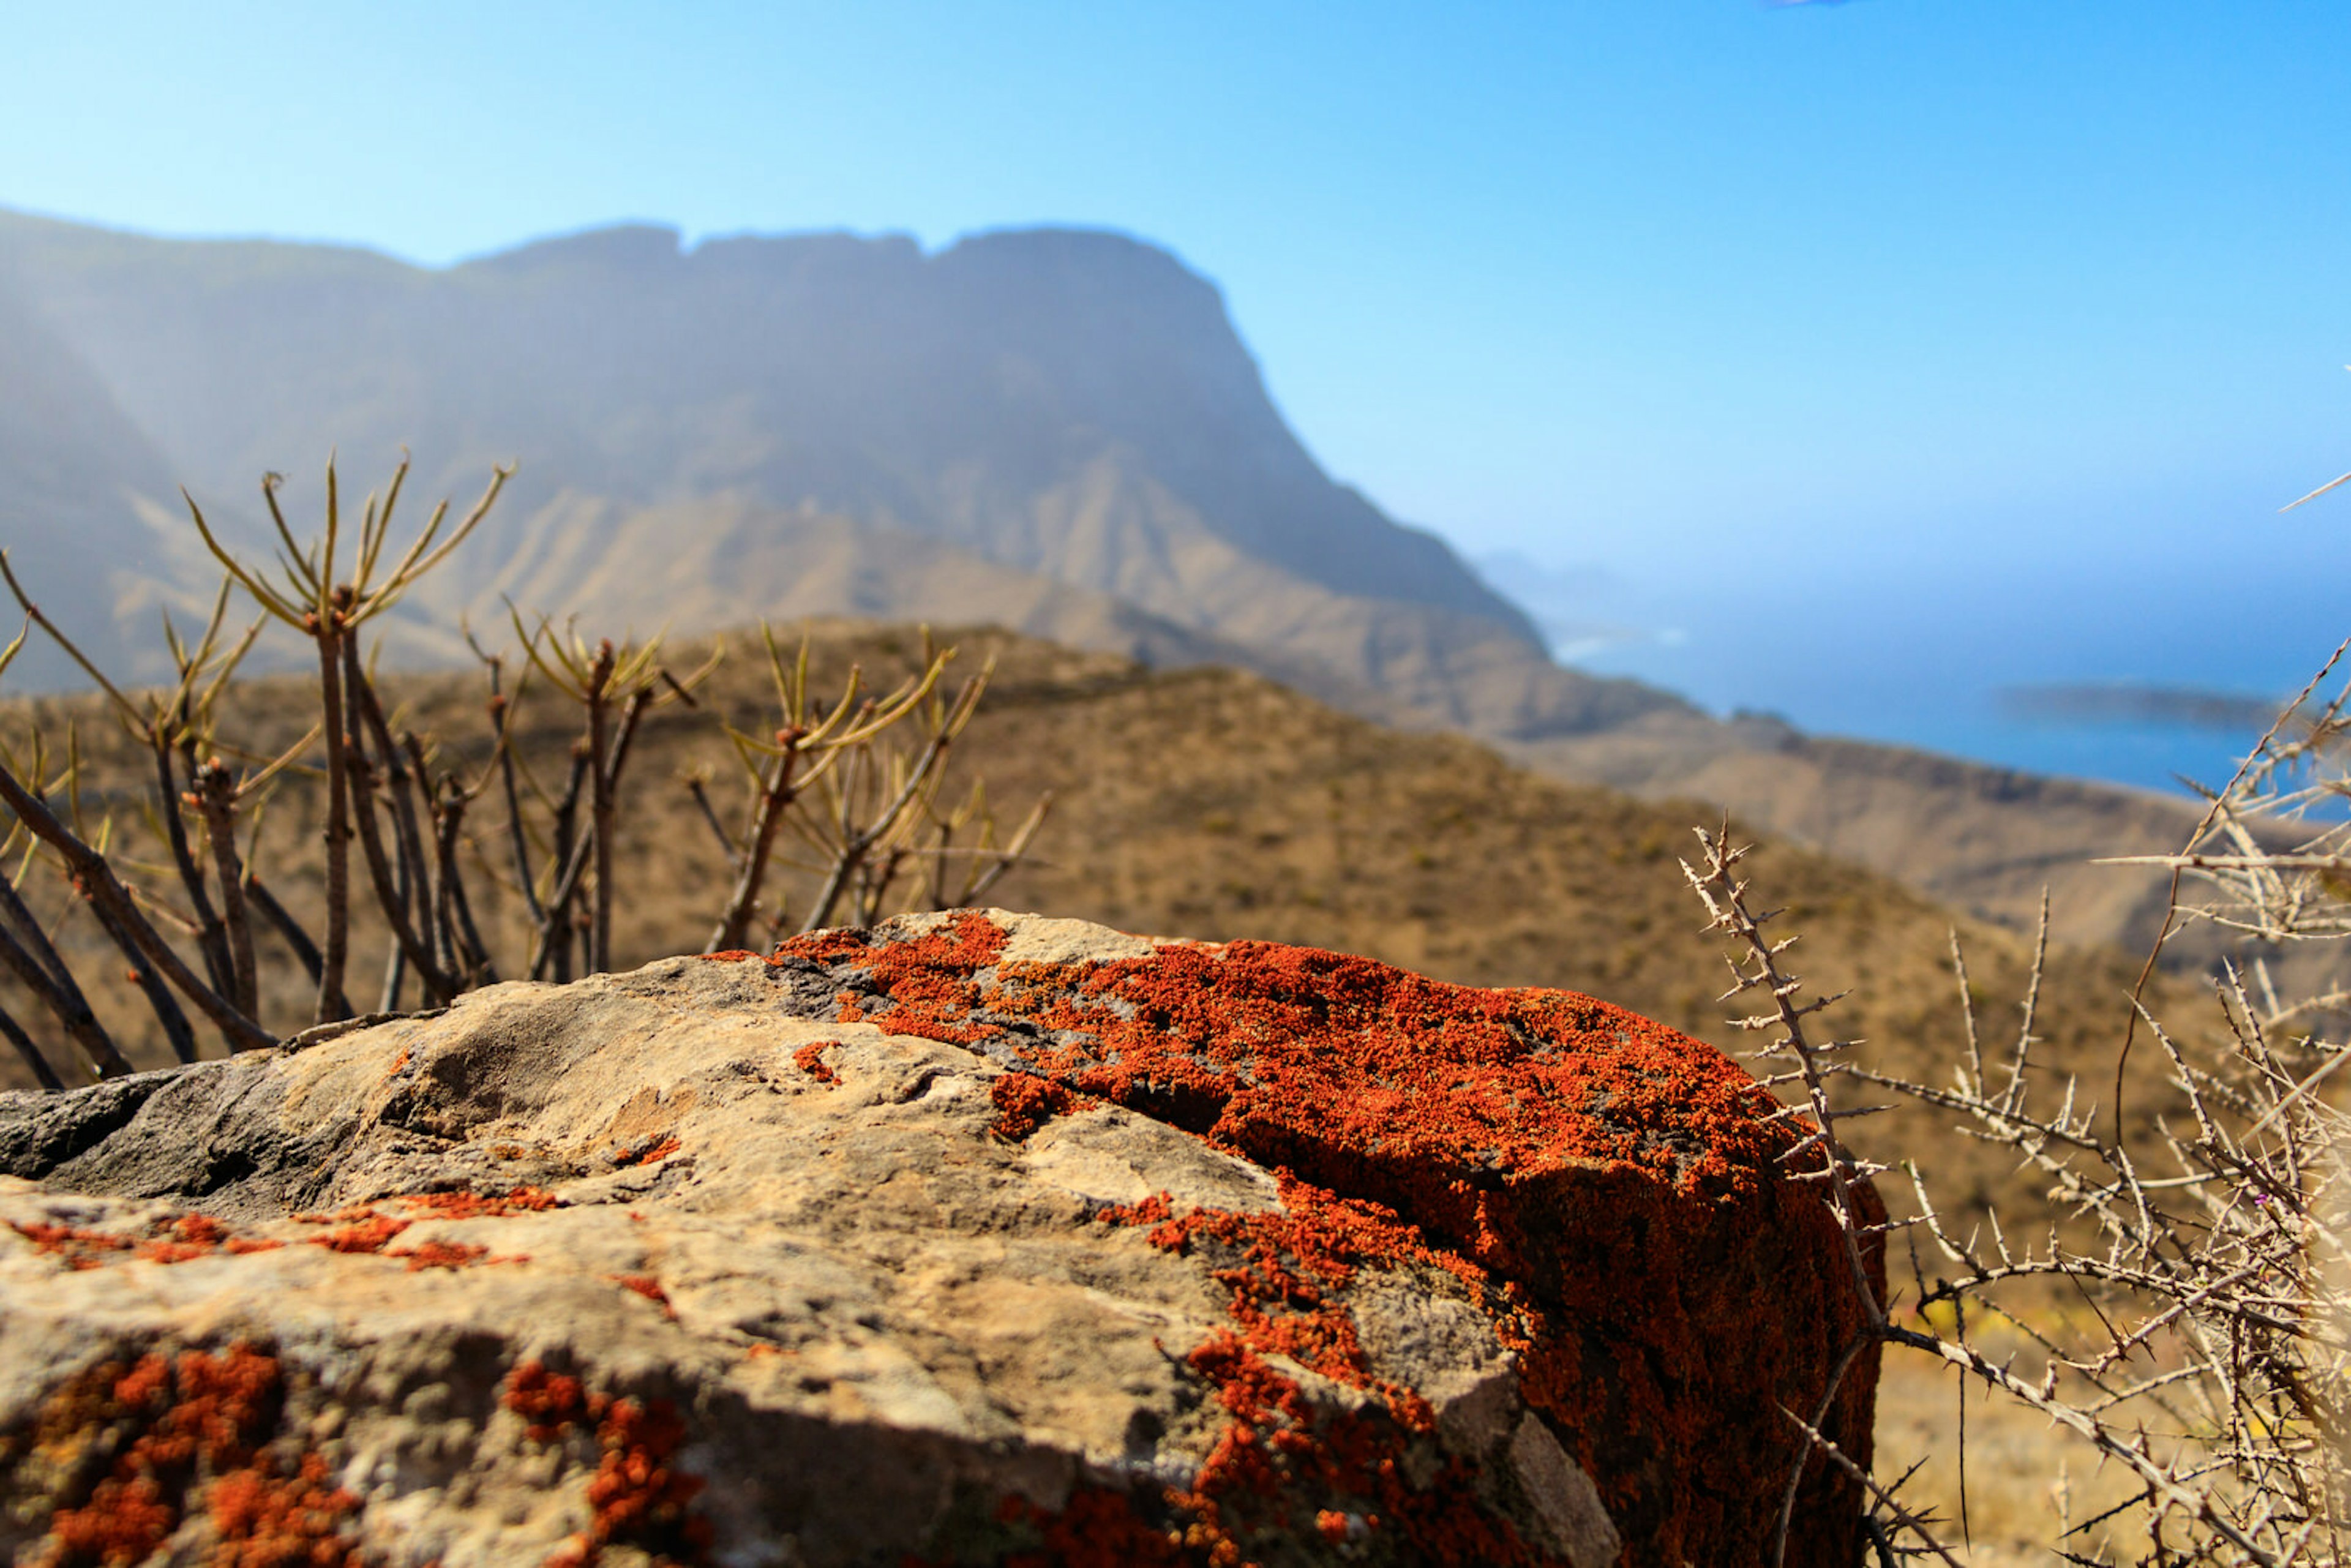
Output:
[[7, 2, 2349, 786]]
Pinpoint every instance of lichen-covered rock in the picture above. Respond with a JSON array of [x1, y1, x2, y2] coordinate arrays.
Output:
[[0, 910, 1880, 1567]]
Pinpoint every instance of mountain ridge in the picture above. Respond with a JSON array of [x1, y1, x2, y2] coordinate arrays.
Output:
[[0, 212, 1537, 637], [0, 206, 2210, 950], [0, 268, 197, 686]]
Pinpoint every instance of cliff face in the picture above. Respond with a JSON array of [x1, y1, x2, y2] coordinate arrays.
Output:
[[0, 214, 1534, 636], [0, 276, 188, 685], [0, 208, 1703, 747], [0, 208, 2201, 947], [0, 910, 1879, 1566]]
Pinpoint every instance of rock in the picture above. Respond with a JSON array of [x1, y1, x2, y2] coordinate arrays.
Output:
[[0, 910, 1881, 1567]]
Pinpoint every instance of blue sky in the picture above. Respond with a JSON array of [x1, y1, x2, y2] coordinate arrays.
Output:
[[7, 2, 2349, 790]]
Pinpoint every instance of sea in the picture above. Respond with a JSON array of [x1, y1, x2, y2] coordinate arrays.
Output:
[[1480, 550, 2345, 805]]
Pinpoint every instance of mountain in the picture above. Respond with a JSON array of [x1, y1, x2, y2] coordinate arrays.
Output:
[[1511, 716, 2208, 960], [0, 220, 1490, 610], [0, 211, 1685, 739], [0, 208, 2208, 950], [0, 272, 201, 686]]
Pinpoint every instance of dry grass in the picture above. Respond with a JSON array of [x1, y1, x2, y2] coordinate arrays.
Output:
[[1682, 640, 2351, 1561], [0, 615, 2246, 1556], [1874, 1346, 2156, 1566], [0, 616, 2211, 1199]]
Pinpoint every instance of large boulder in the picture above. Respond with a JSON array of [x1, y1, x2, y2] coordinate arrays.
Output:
[[0, 910, 1880, 1567]]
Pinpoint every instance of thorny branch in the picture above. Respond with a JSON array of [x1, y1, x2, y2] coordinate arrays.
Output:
[[1686, 631, 2351, 1562]]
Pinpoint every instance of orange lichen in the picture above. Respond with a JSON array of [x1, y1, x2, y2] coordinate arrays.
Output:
[[774, 914, 1884, 1564], [612, 1274, 676, 1318], [392, 1239, 492, 1271], [10, 1195, 534, 1275], [987, 1072, 1082, 1142], [293, 1187, 560, 1225], [400, 1186, 562, 1218], [10, 1212, 284, 1270], [264, 1191, 549, 1270], [698, 949, 763, 963], [583, 1399, 708, 1558], [203, 1451, 363, 1567], [7, 1219, 135, 1270], [26, 1343, 360, 1568], [308, 1213, 413, 1255], [501, 1362, 711, 1567], [1103, 1176, 1447, 1427], [284, 1186, 560, 1261], [784, 912, 1009, 1045], [170, 1212, 230, 1245], [617, 1136, 682, 1168], [137, 1238, 218, 1264], [504, 1361, 599, 1443], [1071, 1182, 1548, 1566], [792, 1041, 839, 1086]]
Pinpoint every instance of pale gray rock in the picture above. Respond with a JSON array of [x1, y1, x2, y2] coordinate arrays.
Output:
[[0, 915, 1622, 1566]]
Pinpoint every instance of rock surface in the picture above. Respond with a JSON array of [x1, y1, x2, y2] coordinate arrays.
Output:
[[0, 910, 1880, 1567]]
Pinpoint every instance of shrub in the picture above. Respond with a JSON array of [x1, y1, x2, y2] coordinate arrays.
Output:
[[0, 454, 1043, 1085], [1685, 644, 2351, 1562]]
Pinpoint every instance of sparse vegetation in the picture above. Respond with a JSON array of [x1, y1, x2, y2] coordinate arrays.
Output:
[[1687, 641, 2351, 1562], [0, 455, 1043, 1085], [7, 451, 2323, 1562]]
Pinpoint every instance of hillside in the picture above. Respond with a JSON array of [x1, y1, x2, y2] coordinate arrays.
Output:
[[0, 222, 1504, 621], [0, 208, 2216, 950], [0, 211, 1683, 741], [0, 276, 197, 686], [1516, 711, 2213, 955], [0, 618, 2206, 1240]]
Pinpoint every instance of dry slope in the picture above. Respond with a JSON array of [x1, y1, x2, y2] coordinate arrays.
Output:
[[0, 620, 2207, 1244]]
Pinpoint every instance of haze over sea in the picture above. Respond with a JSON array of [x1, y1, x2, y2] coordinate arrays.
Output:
[[1480, 547, 2337, 798], [9, 3, 2348, 799]]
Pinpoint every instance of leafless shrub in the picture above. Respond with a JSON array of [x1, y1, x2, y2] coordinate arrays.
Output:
[[690, 625, 1049, 948], [0, 454, 1048, 1088], [186, 456, 508, 1022], [500, 618, 722, 982], [1685, 641, 2351, 1563]]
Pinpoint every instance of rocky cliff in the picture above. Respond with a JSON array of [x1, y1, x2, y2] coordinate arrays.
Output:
[[0, 276, 196, 687], [0, 209, 1690, 745], [0, 911, 1880, 1566], [0, 207, 2208, 948]]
